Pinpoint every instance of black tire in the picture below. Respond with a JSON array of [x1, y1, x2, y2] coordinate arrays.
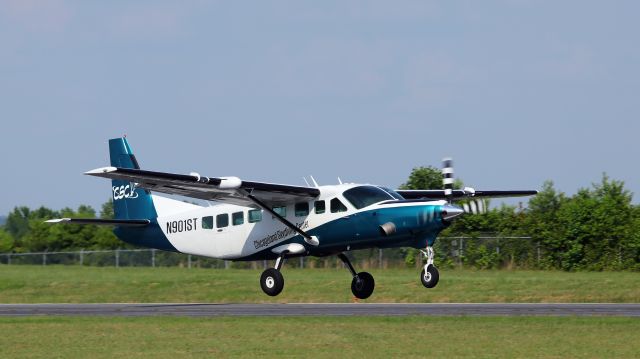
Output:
[[351, 271, 375, 299], [421, 265, 439, 288], [260, 268, 284, 296]]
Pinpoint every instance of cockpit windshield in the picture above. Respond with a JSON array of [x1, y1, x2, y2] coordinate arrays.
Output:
[[379, 187, 405, 200], [342, 186, 396, 209]]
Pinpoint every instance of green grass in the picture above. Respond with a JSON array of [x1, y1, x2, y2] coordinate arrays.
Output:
[[1, 265, 639, 303], [1, 316, 639, 358]]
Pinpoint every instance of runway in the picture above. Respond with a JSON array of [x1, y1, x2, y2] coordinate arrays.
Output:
[[1, 303, 639, 317]]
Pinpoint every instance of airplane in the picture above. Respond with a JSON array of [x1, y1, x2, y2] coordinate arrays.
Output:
[[48, 137, 537, 299]]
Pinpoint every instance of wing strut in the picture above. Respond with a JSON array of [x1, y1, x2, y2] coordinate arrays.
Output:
[[246, 194, 319, 246]]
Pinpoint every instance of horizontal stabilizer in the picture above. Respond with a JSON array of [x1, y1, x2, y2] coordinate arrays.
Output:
[[45, 218, 150, 227]]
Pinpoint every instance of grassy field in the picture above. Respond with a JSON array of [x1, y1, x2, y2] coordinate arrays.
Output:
[[1, 316, 639, 358], [1, 265, 639, 303]]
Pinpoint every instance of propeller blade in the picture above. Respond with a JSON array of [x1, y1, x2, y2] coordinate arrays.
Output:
[[442, 157, 454, 203], [469, 200, 477, 214], [476, 199, 486, 214], [462, 199, 488, 214]]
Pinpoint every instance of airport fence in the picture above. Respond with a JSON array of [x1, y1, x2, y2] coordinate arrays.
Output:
[[0, 236, 537, 269]]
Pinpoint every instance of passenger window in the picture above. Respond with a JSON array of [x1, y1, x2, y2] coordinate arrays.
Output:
[[216, 214, 229, 228], [295, 202, 309, 217], [232, 211, 244, 226], [248, 209, 262, 223], [315, 200, 326, 214], [272, 206, 286, 217], [202, 216, 214, 229], [330, 198, 348, 213]]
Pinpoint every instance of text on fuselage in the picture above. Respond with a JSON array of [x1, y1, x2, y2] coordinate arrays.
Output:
[[166, 218, 198, 234]]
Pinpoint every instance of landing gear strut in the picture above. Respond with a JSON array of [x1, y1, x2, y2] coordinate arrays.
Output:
[[260, 255, 285, 296], [338, 253, 375, 299], [420, 246, 439, 288]]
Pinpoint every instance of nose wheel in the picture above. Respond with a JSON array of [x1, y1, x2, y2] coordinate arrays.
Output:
[[420, 265, 439, 288], [420, 246, 440, 288]]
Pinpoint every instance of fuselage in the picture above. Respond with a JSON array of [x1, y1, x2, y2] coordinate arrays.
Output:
[[114, 183, 450, 261]]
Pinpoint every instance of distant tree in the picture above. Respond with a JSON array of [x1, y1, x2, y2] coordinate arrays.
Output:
[[5, 206, 32, 240], [0, 228, 14, 252], [399, 166, 442, 190], [523, 181, 567, 269], [96, 199, 120, 248], [556, 174, 634, 270], [100, 199, 114, 219], [399, 166, 464, 190]]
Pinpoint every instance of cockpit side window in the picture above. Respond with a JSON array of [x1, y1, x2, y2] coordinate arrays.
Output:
[[330, 198, 348, 213], [342, 186, 395, 209]]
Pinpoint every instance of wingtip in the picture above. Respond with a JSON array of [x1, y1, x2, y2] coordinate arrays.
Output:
[[85, 166, 117, 175]]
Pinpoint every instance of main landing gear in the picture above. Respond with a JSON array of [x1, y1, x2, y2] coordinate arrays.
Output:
[[338, 253, 375, 299], [260, 253, 375, 299], [260, 255, 286, 296], [420, 246, 439, 288]]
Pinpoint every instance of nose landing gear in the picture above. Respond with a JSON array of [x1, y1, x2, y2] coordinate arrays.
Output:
[[420, 246, 439, 288]]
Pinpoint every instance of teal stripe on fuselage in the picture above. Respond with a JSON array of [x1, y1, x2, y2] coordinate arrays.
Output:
[[240, 204, 448, 261]]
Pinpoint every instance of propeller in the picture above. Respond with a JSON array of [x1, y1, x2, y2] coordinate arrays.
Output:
[[441, 157, 487, 215], [442, 158, 454, 203]]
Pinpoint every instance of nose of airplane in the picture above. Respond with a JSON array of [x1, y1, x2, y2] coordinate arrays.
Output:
[[441, 204, 465, 221]]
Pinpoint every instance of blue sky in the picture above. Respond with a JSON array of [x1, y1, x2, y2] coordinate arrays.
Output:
[[1, 1, 638, 214]]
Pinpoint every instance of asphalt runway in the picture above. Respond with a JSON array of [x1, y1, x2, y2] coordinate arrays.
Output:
[[1, 303, 639, 317]]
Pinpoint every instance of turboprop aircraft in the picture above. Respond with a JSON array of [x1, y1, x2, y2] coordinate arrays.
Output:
[[48, 138, 537, 299]]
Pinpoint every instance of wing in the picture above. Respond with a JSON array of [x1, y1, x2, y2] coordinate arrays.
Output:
[[396, 189, 538, 201], [86, 167, 320, 207]]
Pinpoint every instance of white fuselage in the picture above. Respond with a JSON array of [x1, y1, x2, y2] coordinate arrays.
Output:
[[152, 184, 446, 260], [154, 184, 376, 259]]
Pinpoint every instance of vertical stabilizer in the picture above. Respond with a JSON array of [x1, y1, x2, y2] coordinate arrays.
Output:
[[109, 138, 157, 220]]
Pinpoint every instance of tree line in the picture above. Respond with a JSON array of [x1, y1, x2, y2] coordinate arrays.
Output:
[[0, 201, 121, 253], [1, 169, 638, 271]]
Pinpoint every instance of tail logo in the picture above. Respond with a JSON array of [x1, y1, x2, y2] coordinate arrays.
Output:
[[113, 182, 139, 200]]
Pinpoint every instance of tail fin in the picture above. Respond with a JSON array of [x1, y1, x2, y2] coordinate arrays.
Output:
[[109, 138, 157, 220]]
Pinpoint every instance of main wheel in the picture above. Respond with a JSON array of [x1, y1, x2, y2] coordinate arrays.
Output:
[[421, 265, 439, 288], [260, 268, 284, 296], [351, 271, 375, 299]]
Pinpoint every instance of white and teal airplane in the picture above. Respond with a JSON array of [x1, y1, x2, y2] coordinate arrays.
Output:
[[48, 138, 536, 299]]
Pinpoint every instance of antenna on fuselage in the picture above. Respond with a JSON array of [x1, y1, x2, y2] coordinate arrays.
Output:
[[337, 177, 343, 185], [303, 177, 311, 187], [309, 175, 319, 188]]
